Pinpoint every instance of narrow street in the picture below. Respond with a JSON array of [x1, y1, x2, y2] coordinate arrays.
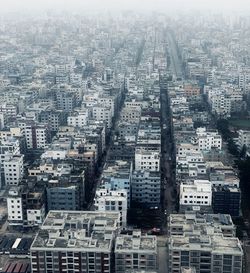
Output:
[[160, 79, 176, 228], [160, 30, 184, 229]]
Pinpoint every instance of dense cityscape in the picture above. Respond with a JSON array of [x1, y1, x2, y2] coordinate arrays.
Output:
[[0, 5, 250, 273]]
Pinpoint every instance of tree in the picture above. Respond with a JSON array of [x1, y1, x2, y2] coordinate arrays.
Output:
[[240, 145, 247, 159]]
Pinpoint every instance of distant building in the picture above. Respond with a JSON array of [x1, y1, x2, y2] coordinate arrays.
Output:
[[24, 124, 51, 149], [56, 91, 76, 112]]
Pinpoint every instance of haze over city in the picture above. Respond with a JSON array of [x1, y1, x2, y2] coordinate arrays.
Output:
[[1, 0, 250, 12]]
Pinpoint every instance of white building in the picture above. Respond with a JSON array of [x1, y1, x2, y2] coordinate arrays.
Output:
[[7, 187, 23, 226], [94, 189, 127, 228], [67, 109, 89, 128], [208, 88, 231, 117], [92, 105, 112, 129], [26, 206, 46, 226], [196, 127, 222, 151], [179, 180, 212, 211], [135, 149, 160, 172], [98, 97, 115, 117], [238, 130, 250, 150], [4, 155, 24, 186], [40, 149, 67, 160], [120, 106, 141, 123]]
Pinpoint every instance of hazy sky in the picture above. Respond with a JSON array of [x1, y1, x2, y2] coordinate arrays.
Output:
[[1, 0, 250, 13]]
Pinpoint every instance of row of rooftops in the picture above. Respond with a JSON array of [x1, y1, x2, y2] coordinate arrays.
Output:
[[31, 211, 157, 253]]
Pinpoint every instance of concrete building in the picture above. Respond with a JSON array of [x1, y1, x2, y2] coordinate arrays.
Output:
[[237, 129, 250, 150], [168, 213, 236, 238], [30, 211, 121, 273], [4, 155, 24, 186], [120, 107, 141, 123], [46, 174, 85, 211], [179, 180, 212, 212], [135, 149, 160, 172], [102, 160, 133, 207], [94, 188, 128, 228], [7, 187, 23, 226], [92, 105, 112, 129], [212, 186, 241, 217], [115, 230, 157, 273], [7, 183, 46, 227], [67, 109, 89, 128], [168, 228, 243, 273], [39, 110, 67, 132], [24, 124, 51, 149], [209, 165, 240, 188], [56, 91, 76, 112], [132, 171, 161, 207], [195, 128, 222, 151]]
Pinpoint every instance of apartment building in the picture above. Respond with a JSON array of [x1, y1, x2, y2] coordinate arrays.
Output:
[[135, 149, 160, 172], [94, 188, 128, 228], [195, 128, 222, 151], [92, 105, 112, 129], [46, 174, 85, 211], [168, 229, 243, 273], [120, 107, 141, 123], [179, 180, 212, 212], [115, 230, 157, 273], [30, 211, 121, 273], [4, 155, 24, 186], [24, 124, 51, 149], [102, 160, 133, 207], [39, 110, 67, 132], [7, 183, 46, 227], [7, 187, 23, 226], [132, 171, 161, 207], [168, 213, 236, 238], [237, 129, 250, 150], [67, 109, 89, 128], [56, 91, 76, 112]]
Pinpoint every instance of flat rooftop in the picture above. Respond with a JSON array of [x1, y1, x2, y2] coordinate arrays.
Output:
[[115, 231, 157, 253], [170, 234, 242, 255], [31, 211, 120, 252]]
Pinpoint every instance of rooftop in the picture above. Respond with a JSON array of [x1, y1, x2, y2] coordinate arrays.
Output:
[[31, 211, 120, 252], [115, 231, 157, 253]]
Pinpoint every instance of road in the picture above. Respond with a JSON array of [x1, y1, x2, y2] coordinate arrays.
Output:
[[159, 30, 184, 229], [160, 81, 176, 228], [166, 30, 183, 79]]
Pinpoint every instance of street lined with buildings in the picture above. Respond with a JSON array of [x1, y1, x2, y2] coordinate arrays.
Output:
[[0, 10, 249, 273]]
